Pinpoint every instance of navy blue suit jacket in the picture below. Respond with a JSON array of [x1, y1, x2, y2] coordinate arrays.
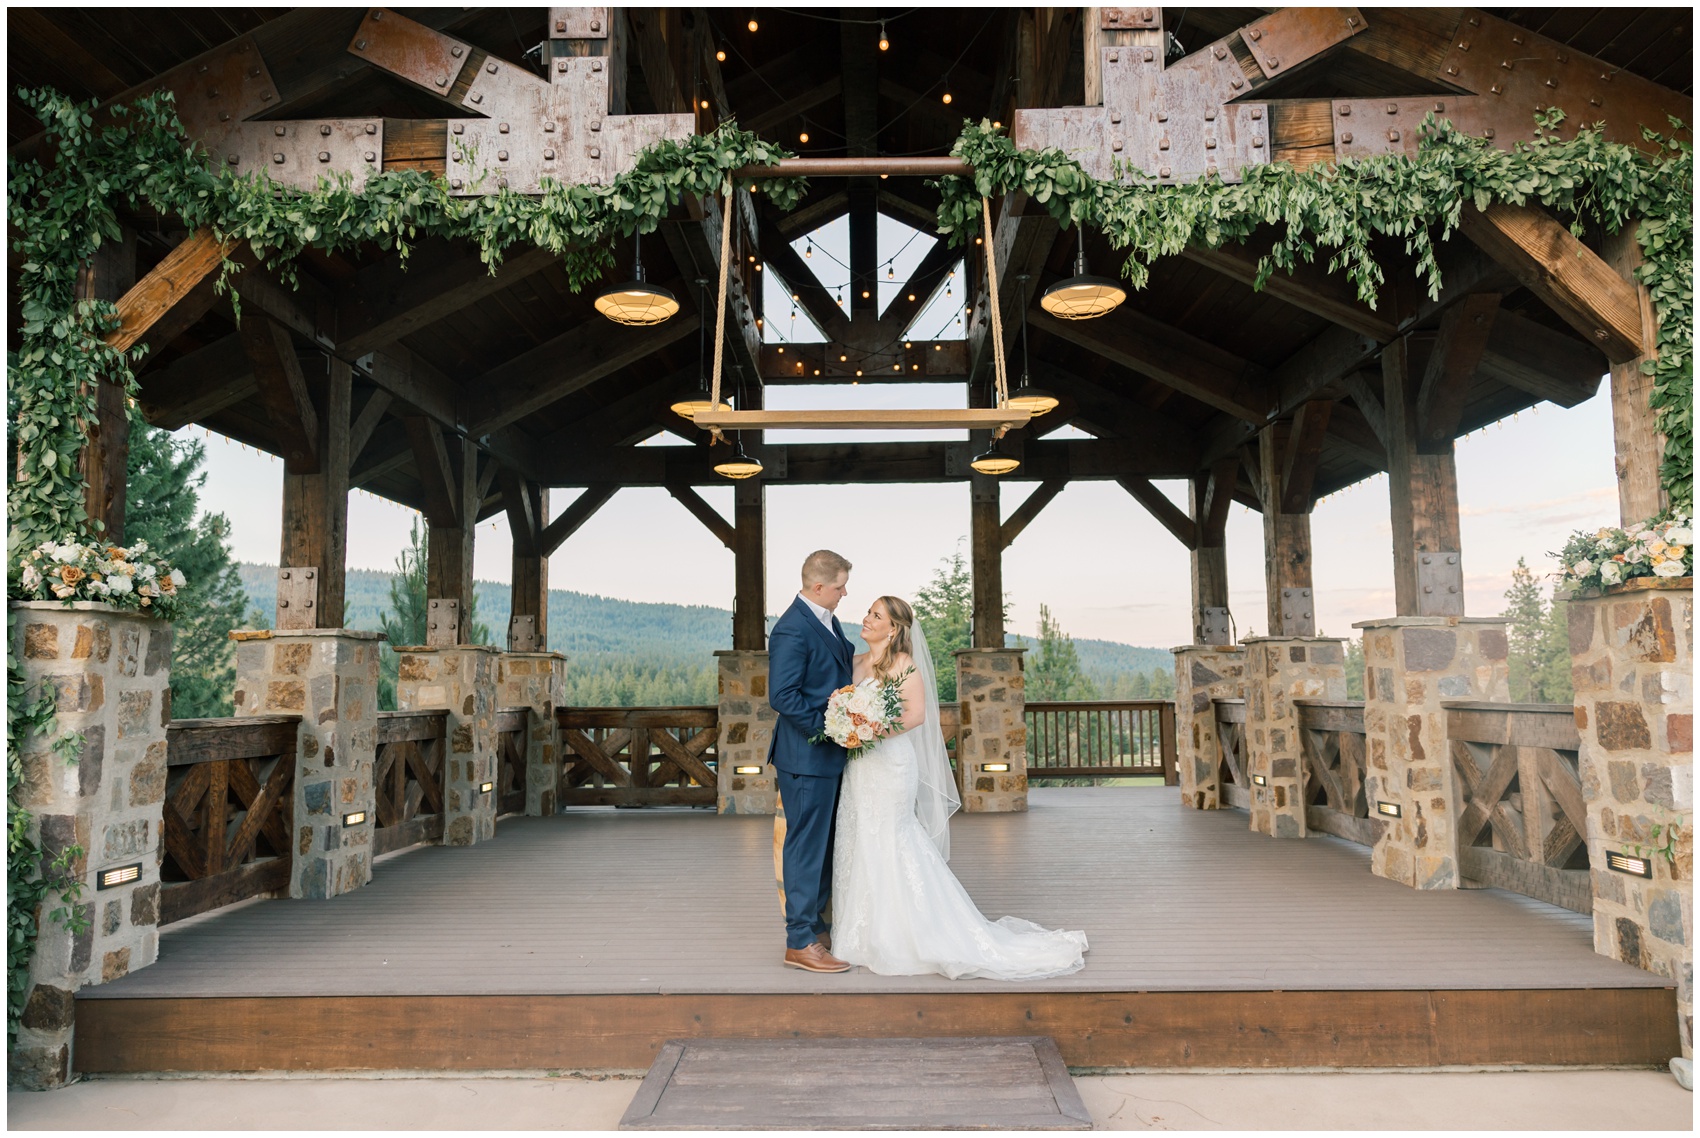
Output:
[[767, 595, 855, 778]]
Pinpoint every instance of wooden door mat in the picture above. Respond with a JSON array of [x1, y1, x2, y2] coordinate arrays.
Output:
[[619, 1036, 1092, 1130]]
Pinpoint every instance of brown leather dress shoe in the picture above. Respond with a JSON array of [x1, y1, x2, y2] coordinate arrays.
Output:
[[784, 943, 851, 973]]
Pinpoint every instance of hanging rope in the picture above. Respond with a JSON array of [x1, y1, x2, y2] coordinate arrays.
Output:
[[708, 177, 735, 444], [980, 196, 1010, 413]]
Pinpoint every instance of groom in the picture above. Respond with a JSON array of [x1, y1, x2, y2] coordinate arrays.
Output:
[[768, 549, 856, 973]]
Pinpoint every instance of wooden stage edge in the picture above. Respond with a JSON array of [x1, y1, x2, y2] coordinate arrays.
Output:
[[74, 987, 1678, 1073]]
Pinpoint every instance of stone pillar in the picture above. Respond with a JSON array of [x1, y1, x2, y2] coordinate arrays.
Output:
[[955, 647, 1028, 813], [9, 602, 170, 1089], [231, 628, 382, 899], [395, 645, 500, 844], [1356, 617, 1510, 889], [1569, 579, 1693, 1061], [715, 650, 777, 815], [1242, 636, 1346, 838], [1172, 645, 1247, 809], [496, 651, 566, 817]]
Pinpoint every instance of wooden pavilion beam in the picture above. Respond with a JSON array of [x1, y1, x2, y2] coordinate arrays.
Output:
[[1000, 480, 1067, 550], [1417, 292, 1501, 447], [666, 484, 736, 550], [1118, 478, 1196, 548], [1180, 241, 1399, 343], [500, 470, 549, 650], [1457, 203, 1643, 364], [1258, 420, 1316, 637], [539, 484, 619, 556], [873, 236, 962, 346], [1189, 457, 1238, 645], [104, 229, 237, 355], [75, 231, 136, 540], [758, 220, 851, 342], [1030, 307, 1266, 424], [1383, 334, 1465, 616], [466, 309, 700, 437], [239, 316, 319, 475], [336, 244, 559, 359], [279, 357, 352, 627], [1477, 310, 1607, 409]]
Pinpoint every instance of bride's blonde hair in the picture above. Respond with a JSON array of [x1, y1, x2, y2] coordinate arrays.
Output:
[[870, 596, 916, 683]]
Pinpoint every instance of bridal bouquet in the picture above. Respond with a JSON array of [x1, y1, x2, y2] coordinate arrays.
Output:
[[811, 669, 912, 758]]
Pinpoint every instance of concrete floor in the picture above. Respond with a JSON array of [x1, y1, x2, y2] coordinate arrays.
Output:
[[7, 1068, 1692, 1130]]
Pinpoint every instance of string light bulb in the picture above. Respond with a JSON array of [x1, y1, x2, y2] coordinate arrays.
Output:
[[716, 45, 727, 62], [878, 21, 889, 50], [805, 239, 812, 259], [942, 89, 953, 105], [887, 264, 895, 280], [747, 14, 759, 32], [799, 129, 810, 143]]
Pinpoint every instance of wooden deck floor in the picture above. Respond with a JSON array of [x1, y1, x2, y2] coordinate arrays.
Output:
[[88, 788, 1660, 999]]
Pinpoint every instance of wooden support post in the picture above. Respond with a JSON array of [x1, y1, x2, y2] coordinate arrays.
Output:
[[970, 469, 1004, 648], [1190, 459, 1237, 645], [502, 472, 548, 650], [733, 385, 767, 650], [1258, 425, 1316, 637], [423, 434, 477, 641], [1383, 337, 1465, 617], [76, 230, 136, 540], [1602, 226, 1668, 524], [279, 357, 351, 627]]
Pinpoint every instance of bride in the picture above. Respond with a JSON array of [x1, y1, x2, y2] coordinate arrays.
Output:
[[830, 595, 1088, 980]]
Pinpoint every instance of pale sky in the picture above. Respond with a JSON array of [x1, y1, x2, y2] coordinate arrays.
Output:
[[192, 214, 1621, 649]]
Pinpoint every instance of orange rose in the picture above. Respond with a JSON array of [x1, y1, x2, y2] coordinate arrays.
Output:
[[58, 565, 85, 587]]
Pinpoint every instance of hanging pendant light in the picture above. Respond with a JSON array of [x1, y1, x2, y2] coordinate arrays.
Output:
[[970, 436, 1020, 475], [1007, 273, 1059, 416], [1039, 228, 1126, 320], [714, 435, 764, 479], [671, 279, 731, 420], [596, 230, 679, 326]]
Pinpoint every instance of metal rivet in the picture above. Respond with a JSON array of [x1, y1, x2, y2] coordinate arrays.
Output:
[[1108, 50, 1119, 63], [1248, 28, 1262, 40], [1110, 111, 1121, 124], [1489, 84, 1503, 96], [555, 18, 566, 31], [451, 45, 462, 57], [544, 148, 556, 160], [1252, 136, 1264, 148], [1143, 49, 1154, 62], [355, 39, 366, 50], [1213, 45, 1226, 59], [1206, 138, 1217, 149], [1468, 15, 1479, 24], [261, 91, 272, 101], [1158, 137, 1169, 150], [1205, 109, 1216, 121], [1159, 166, 1172, 178], [592, 59, 603, 71], [545, 121, 556, 132], [497, 150, 508, 161], [1339, 104, 1351, 116], [1267, 56, 1279, 68], [1457, 40, 1470, 51], [1511, 34, 1524, 45], [320, 124, 332, 136], [1545, 78, 1558, 88], [1156, 111, 1168, 122], [318, 151, 331, 162], [472, 93, 483, 104], [275, 125, 287, 136], [1423, 586, 1434, 594], [227, 154, 240, 164], [590, 119, 601, 132], [451, 178, 463, 189], [589, 147, 601, 159], [1387, 130, 1400, 142], [273, 152, 285, 163], [436, 75, 448, 86], [364, 151, 375, 162], [497, 177, 509, 188], [219, 112, 231, 122], [1230, 76, 1243, 89], [366, 123, 377, 134], [1112, 138, 1123, 151], [1434, 102, 1445, 113], [486, 62, 497, 73], [1447, 66, 1459, 76], [453, 123, 464, 134], [557, 60, 568, 73], [1446, 556, 1457, 565], [280, 599, 290, 608], [1386, 103, 1398, 114], [199, 64, 209, 74], [1422, 556, 1432, 565], [1589, 96, 1602, 107], [372, 10, 381, 19], [499, 122, 510, 133], [590, 19, 601, 31], [1483, 128, 1495, 139], [1251, 107, 1263, 120]]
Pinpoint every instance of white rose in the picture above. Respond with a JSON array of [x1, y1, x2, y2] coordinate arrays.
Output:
[[1654, 559, 1687, 578], [106, 574, 133, 594], [1571, 559, 1593, 576], [1666, 527, 1693, 545], [137, 562, 157, 579], [169, 568, 187, 588], [1600, 561, 1623, 584], [20, 565, 41, 590], [52, 544, 78, 564]]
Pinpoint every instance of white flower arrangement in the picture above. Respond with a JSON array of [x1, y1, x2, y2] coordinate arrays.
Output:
[[1556, 512, 1693, 595], [11, 537, 187, 619], [811, 670, 912, 758]]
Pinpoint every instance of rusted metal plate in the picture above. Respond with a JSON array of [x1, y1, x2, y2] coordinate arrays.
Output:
[[550, 7, 610, 39], [1430, 9, 1690, 151], [508, 614, 539, 652], [1415, 552, 1465, 617], [276, 567, 318, 630], [151, 35, 280, 152], [1332, 97, 1469, 160], [347, 7, 470, 98], [1104, 46, 1269, 183], [1101, 7, 1160, 30], [1240, 7, 1366, 80], [212, 120, 384, 189], [426, 598, 460, 647], [1278, 587, 1316, 637]]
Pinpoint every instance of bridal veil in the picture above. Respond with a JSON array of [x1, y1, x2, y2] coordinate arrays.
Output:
[[909, 622, 962, 860]]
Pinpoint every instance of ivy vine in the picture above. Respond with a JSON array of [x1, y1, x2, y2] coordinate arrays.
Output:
[[934, 113, 1693, 513]]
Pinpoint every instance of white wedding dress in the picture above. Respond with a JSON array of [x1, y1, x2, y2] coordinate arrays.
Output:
[[830, 628, 1088, 981]]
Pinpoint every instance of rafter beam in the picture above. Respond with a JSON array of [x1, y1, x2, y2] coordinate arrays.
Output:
[[1478, 310, 1607, 408], [1418, 292, 1501, 445], [666, 484, 736, 549], [403, 416, 459, 528], [467, 310, 700, 437], [1181, 241, 1398, 343], [1280, 399, 1334, 514], [105, 229, 238, 354], [540, 484, 619, 555], [1118, 478, 1197, 548], [758, 221, 850, 341], [1000, 479, 1067, 549], [239, 316, 319, 474], [337, 245, 558, 359], [1458, 203, 1643, 364]]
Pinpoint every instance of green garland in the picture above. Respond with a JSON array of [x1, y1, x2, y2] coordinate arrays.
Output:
[[7, 87, 805, 562], [934, 113, 1693, 512]]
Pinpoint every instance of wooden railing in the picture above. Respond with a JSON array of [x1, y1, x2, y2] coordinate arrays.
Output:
[[1213, 698, 1251, 808], [161, 715, 299, 924], [373, 710, 448, 855], [1445, 701, 1590, 914], [1024, 700, 1177, 783], [557, 707, 718, 807], [494, 707, 528, 817], [1296, 699, 1383, 846]]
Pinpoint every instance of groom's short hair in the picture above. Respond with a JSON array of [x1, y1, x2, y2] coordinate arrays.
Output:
[[801, 549, 852, 586]]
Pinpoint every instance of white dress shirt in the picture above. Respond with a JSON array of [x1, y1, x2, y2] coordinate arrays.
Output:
[[798, 593, 838, 634]]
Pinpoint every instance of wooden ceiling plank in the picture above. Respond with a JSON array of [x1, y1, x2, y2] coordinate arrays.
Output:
[[337, 245, 559, 359]]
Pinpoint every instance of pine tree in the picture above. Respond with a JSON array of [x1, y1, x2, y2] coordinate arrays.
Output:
[[1503, 557, 1550, 702], [125, 422, 251, 718], [912, 543, 973, 702], [1027, 604, 1098, 701], [1344, 639, 1366, 700]]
